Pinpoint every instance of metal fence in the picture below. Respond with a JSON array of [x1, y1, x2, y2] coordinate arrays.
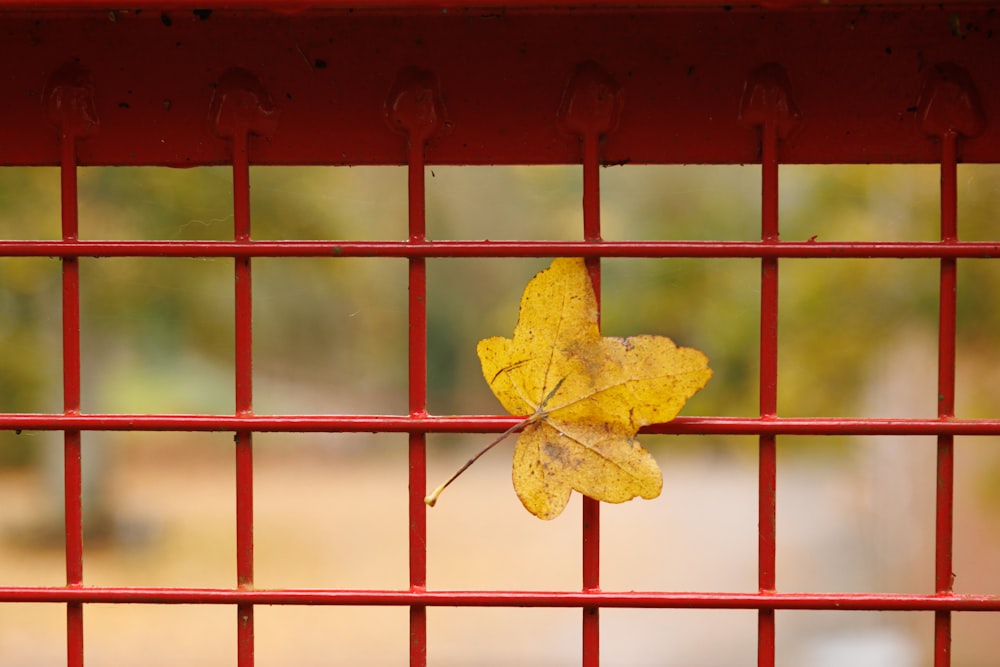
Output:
[[1, 3, 999, 666]]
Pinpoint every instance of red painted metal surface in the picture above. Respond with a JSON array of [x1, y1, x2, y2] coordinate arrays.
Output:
[[748, 71, 783, 667], [44, 60, 94, 667], [3, 586, 1000, 610], [4, 413, 1000, 435], [550, 59, 625, 667], [3, 239, 1000, 258], [207, 66, 279, 666], [386, 66, 440, 665], [0, 0, 989, 9], [0, 9, 999, 167], [1, 3, 998, 667]]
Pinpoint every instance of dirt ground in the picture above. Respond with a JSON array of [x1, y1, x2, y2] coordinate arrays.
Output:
[[2, 433, 999, 666]]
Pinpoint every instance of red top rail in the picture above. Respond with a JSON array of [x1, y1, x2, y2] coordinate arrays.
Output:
[[0, 0, 995, 10], [0, 6, 998, 166]]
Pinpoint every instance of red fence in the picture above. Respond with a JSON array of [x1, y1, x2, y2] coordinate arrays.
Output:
[[1, 3, 1000, 666]]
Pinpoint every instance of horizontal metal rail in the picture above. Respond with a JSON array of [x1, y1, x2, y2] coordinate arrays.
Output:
[[3, 414, 1000, 436], [2, 240, 999, 258], [1, 587, 999, 611], [2, 9, 999, 166], [0, 0, 976, 11]]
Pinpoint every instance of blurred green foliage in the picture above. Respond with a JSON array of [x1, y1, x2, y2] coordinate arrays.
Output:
[[1, 163, 998, 466]]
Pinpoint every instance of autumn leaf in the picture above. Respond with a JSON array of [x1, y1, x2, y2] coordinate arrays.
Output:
[[424, 257, 711, 519], [476, 257, 712, 520]]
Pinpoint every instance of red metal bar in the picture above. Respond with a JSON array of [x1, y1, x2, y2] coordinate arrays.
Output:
[[406, 133, 429, 667], [0, 0, 981, 11], [737, 61, 800, 666], [386, 66, 441, 667], [210, 67, 277, 667], [0, 240, 1000, 259], [912, 62, 984, 666], [581, 126, 603, 667], [59, 106, 85, 667], [741, 61, 800, 665], [934, 129, 958, 667], [232, 127, 256, 667], [8, 239, 998, 259], [46, 61, 99, 667], [3, 11, 1000, 168], [582, 113, 605, 667], [3, 587, 1000, 611], [559, 59, 624, 666], [757, 120, 779, 667], [6, 414, 1000, 436]]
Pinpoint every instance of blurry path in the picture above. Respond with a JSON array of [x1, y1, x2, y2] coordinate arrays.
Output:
[[1, 435, 998, 666]]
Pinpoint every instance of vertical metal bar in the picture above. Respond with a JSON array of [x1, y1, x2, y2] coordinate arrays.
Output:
[[559, 60, 620, 667], [758, 120, 779, 667], [738, 65, 796, 667], [60, 126, 85, 667], [581, 130, 601, 667], [46, 61, 98, 667], [386, 67, 439, 667], [916, 63, 982, 665], [934, 129, 958, 667], [232, 128, 255, 667], [407, 139, 429, 667], [209, 68, 275, 667]]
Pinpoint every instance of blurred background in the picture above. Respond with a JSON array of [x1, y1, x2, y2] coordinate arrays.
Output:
[[1, 163, 999, 665]]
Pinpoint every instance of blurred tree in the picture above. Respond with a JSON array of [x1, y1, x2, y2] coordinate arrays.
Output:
[[0, 168, 62, 464]]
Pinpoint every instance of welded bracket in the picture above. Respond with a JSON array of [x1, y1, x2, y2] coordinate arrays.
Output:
[[210, 68, 278, 140], [738, 63, 801, 140], [917, 63, 985, 140], [558, 61, 623, 140], [44, 61, 100, 140], [385, 67, 445, 147]]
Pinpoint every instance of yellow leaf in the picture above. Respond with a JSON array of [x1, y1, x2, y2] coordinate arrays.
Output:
[[477, 257, 712, 520]]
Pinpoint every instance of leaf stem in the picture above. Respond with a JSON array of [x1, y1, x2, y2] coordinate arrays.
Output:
[[424, 418, 531, 507]]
